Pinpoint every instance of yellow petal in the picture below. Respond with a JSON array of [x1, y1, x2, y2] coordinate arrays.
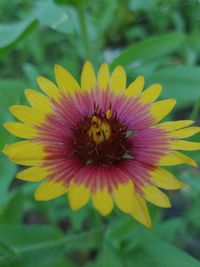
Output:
[[97, 63, 110, 90], [37, 76, 60, 101], [133, 194, 152, 228], [3, 141, 45, 160], [17, 166, 49, 182], [113, 181, 151, 227], [7, 158, 44, 166], [92, 187, 113, 216], [170, 140, 200, 151], [9, 105, 45, 125], [55, 64, 80, 95], [81, 61, 96, 91], [3, 122, 37, 139], [125, 76, 144, 97], [158, 120, 194, 131], [113, 181, 135, 213], [110, 66, 126, 93], [159, 151, 197, 167], [140, 84, 162, 103], [150, 99, 176, 123], [142, 184, 171, 208], [35, 180, 67, 201], [169, 127, 200, 139], [68, 181, 91, 210], [151, 167, 183, 190], [25, 89, 52, 114]]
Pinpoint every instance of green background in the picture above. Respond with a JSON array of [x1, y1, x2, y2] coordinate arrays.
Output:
[[0, 0, 200, 266]]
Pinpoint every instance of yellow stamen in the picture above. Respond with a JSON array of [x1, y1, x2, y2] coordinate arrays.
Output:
[[106, 109, 112, 119], [88, 113, 111, 144]]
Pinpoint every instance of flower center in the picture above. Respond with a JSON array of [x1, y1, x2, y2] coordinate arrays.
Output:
[[88, 110, 112, 144], [72, 106, 132, 166]]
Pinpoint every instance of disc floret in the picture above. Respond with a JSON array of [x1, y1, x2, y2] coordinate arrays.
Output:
[[73, 106, 132, 166]]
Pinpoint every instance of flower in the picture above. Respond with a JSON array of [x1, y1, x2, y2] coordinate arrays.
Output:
[[3, 61, 200, 227]]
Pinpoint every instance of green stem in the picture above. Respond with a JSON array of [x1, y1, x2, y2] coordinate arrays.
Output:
[[0, 228, 103, 264], [190, 97, 200, 121], [77, 5, 91, 59]]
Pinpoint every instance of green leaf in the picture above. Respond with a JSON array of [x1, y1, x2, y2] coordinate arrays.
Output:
[[34, 0, 76, 34], [153, 218, 183, 242], [48, 258, 79, 267], [0, 106, 17, 203], [0, 225, 63, 249], [107, 217, 141, 249], [0, 79, 26, 108], [0, 155, 17, 203], [127, 232, 200, 267], [111, 32, 185, 68], [0, 191, 25, 224], [0, 226, 101, 267], [0, 19, 38, 56], [70, 207, 89, 231], [98, 242, 124, 267], [146, 66, 200, 107], [85, 241, 124, 267], [54, 0, 88, 7], [0, 242, 15, 255], [0, 225, 64, 267]]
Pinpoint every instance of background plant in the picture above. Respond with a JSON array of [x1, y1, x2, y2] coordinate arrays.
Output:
[[0, 0, 200, 266]]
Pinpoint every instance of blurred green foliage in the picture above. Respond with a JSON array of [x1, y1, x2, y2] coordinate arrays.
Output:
[[0, 0, 200, 266]]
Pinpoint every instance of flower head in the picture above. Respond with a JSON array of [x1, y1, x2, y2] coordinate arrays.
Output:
[[3, 61, 200, 227]]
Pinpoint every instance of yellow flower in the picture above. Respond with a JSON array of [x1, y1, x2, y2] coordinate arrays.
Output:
[[3, 61, 200, 227]]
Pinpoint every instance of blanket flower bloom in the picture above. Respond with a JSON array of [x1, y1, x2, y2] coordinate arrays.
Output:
[[3, 61, 200, 227]]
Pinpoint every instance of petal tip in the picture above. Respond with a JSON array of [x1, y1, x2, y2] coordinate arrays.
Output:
[[164, 199, 172, 208], [9, 105, 16, 114], [36, 76, 44, 85], [115, 65, 125, 72], [3, 122, 9, 130], [24, 88, 32, 97], [145, 219, 152, 228], [2, 144, 10, 156], [191, 161, 198, 167], [54, 64, 63, 73], [138, 75, 145, 81], [170, 98, 177, 107], [83, 60, 93, 69], [2, 146, 6, 155]]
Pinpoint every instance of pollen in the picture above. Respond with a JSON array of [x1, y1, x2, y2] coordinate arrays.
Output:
[[88, 112, 111, 144], [72, 106, 131, 166]]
